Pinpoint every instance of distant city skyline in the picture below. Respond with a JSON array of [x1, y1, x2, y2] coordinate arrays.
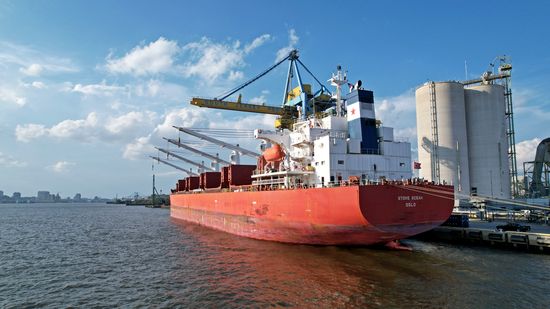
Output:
[[0, 189, 111, 203], [1, 1, 549, 196]]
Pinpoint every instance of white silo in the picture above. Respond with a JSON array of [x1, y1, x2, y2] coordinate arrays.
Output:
[[465, 84, 510, 199], [416, 82, 471, 198]]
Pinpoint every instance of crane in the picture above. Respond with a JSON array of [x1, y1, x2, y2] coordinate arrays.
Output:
[[153, 51, 331, 174], [155, 147, 215, 172], [189, 49, 333, 128], [150, 156, 197, 176], [174, 126, 260, 158], [163, 137, 232, 165]]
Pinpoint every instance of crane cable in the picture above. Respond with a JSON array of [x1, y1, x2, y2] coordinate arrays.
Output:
[[217, 53, 292, 101], [296, 58, 332, 96]]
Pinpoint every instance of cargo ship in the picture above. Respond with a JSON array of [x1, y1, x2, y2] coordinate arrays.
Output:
[[160, 50, 454, 245]]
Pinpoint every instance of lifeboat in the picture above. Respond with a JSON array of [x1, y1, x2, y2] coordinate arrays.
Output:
[[262, 143, 285, 162]]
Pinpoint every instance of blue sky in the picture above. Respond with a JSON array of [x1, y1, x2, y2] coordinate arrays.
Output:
[[1, 0, 549, 198]]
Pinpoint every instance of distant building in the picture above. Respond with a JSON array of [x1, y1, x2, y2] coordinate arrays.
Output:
[[12, 192, 21, 200], [74, 193, 82, 201], [37, 191, 53, 202], [0, 190, 3, 198]]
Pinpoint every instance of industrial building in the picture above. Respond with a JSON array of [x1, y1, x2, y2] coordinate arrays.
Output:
[[523, 138, 550, 197], [416, 57, 516, 203]]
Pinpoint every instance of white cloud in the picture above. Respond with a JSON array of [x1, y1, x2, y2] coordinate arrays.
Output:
[[20, 63, 43, 76], [182, 34, 270, 83], [62, 79, 187, 103], [144, 79, 161, 97], [153, 108, 211, 137], [228, 70, 244, 81], [105, 111, 157, 135], [122, 108, 212, 161], [375, 89, 416, 126], [182, 37, 245, 82], [101, 34, 270, 84], [48, 161, 75, 173], [375, 89, 417, 145], [0, 42, 78, 75], [513, 87, 550, 120], [106, 37, 180, 76], [109, 100, 123, 110], [374, 89, 418, 153], [0, 151, 27, 167], [14, 104, 274, 162], [15, 123, 47, 142], [244, 34, 271, 54], [275, 29, 299, 62], [0, 42, 77, 110], [248, 95, 267, 104], [71, 82, 126, 96], [0, 87, 26, 106], [31, 81, 46, 89], [133, 79, 188, 101], [123, 136, 153, 160], [220, 114, 276, 131], [49, 112, 99, 140], [16, 111, 159, 144], [516, 138, 541, 168], [394, 127, 417, 143]]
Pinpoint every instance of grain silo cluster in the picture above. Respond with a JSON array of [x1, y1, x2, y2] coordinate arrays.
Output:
[[416, 62, 515, 202]]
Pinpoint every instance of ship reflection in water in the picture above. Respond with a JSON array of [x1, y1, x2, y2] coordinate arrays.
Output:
[[170, 218, 549, 308], [1, 203, 548, 308], [172, 219, 381, 307]]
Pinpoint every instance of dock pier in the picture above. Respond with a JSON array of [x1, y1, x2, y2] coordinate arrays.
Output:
[[419, 221, 550, 253]]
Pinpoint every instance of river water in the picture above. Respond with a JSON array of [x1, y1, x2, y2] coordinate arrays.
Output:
[[1, 203, 549, 308]]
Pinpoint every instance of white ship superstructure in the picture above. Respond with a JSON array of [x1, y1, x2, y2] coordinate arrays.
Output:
[[254, 66, 411, 188]]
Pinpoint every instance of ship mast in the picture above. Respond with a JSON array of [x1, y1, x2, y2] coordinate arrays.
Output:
[[329, 65, 347, 117]]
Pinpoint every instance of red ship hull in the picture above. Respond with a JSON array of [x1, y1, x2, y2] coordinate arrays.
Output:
[[170, 184, 454, 245]]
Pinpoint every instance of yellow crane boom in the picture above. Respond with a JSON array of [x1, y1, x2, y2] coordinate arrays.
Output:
[[190, 97, 291, 116], [190, 97, 298, 129]]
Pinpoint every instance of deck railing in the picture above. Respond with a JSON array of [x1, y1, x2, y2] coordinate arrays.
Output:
[[175, 178, 445, 194]]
